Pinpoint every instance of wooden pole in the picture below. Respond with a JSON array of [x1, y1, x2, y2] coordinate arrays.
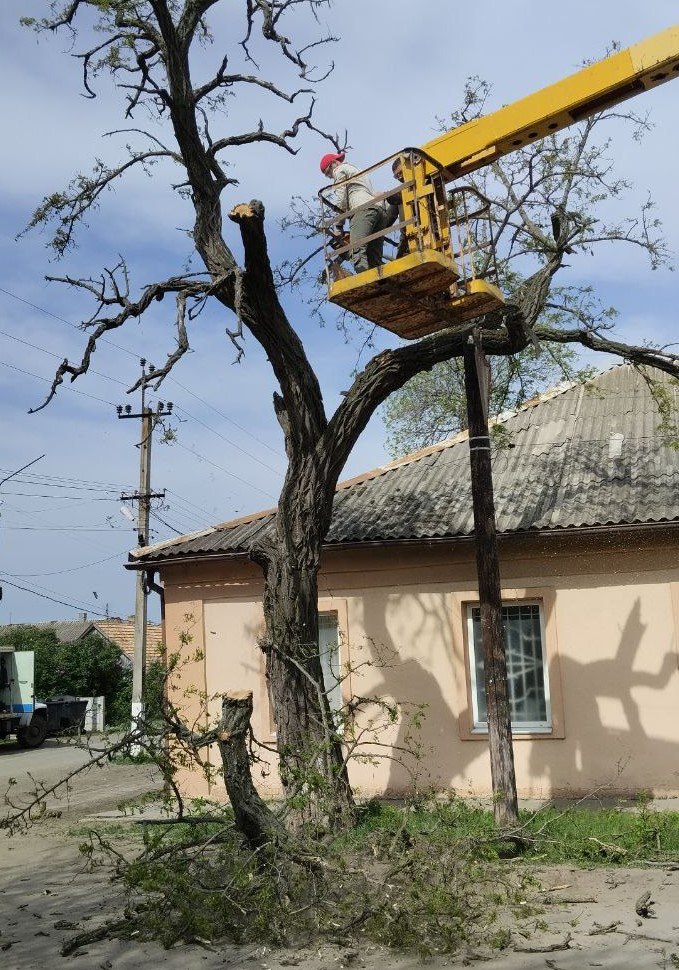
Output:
[[463, 333, 519, 827]]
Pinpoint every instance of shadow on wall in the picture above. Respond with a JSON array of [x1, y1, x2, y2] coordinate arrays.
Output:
[[354, 593, 679, 798], [529, 596, 679, 797], [355, 592, 480, 795]]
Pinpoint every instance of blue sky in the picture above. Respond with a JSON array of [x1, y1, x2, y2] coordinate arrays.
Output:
[[0, 1, 676, 624]]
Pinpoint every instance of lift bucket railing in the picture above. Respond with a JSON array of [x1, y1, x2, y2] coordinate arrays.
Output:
[[319, 151, 505, 337], [318, 150, 499, 293], [318, 151, 421, 281], [447, 185, 501, 296]]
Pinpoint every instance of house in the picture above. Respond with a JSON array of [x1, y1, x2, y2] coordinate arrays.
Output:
[[0, 616, 164, 668], [91, 618, 165, 667], [129, 365, 679, 801]]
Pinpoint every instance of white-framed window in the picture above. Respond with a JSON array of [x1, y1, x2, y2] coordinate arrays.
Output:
[[318, 611, 342, 717], [467, 601, 551, 734]]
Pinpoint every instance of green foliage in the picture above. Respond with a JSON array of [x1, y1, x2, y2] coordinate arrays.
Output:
[[383, 345, 595, 456], [348, 798, 679, 867], [89, 795, 530, 956], [0, 626, 164, 728], [635, 368, 679, 448], [521, 802, 679, 865], [143, 659, 166, 723], [382, 76, 668, 459], [67, 787, 679, 955], [107, 658, 166, 728]]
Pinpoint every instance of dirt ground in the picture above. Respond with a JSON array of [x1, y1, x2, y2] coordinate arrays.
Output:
[[1, 742, 679, 969]]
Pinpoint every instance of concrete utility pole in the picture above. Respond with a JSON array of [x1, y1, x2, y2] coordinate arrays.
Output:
[[463, 332, 519, 828], [117, 360, 171, 749]]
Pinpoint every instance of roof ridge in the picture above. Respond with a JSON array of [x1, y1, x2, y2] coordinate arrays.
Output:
[[134, 366, 632, 559], [334, 371, 596, 492]]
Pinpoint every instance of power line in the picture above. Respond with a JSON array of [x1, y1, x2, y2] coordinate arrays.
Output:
[[2, 550, 130, 578], [169, 375, 284, 460], [0, 468, 128, 491], [0, 284, 287, 465], [172, 402, 284, 476], [0, 477, 120, 493], [1, 323, 284, 478], [2, 526, 129, 532], [174, 441, 278, 500], [0, 285, 139, 360], [0, 454, 45, 489], [165, 488, 216, 525], [1, 501, 111, 517], [149, 509, 183, 535], [0, 328, 129, 387], [0, 491, 118, 501], [154, 503, 204, 532], [0, 360, 117, 408], [0, 576, 109, 617]]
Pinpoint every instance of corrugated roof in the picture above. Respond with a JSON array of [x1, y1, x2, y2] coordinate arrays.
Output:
[[0, 620, 97, 643], [93, 620, 164, 663], [132, 365, 679, 563]]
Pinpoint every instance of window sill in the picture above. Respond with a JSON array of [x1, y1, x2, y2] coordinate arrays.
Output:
[[463, 725, 560, 741]]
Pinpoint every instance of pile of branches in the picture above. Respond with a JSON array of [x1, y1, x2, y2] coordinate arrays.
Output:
[[79, 798, 533, 958]]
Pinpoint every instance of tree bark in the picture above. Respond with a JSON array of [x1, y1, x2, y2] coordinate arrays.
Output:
[[216, 691, 286, 847], [256, 477, 354, 831], [463, 335, 519, 828]]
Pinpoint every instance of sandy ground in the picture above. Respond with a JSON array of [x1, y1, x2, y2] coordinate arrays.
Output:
[[1, 742, 679, 969]]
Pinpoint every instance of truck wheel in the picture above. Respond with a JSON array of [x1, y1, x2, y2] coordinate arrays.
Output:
[[17, 713, 48, 749]]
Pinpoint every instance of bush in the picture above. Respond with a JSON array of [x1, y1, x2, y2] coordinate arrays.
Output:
[[107, 658, 165, 728]]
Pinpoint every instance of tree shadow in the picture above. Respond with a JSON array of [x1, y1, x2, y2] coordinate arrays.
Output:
[[529, 596, 679, 798], [350, 591, 479, 795], [345, 591, 678, 800]]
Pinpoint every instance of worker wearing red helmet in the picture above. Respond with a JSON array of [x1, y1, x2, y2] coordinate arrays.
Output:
[[320, 151, 391, 274]]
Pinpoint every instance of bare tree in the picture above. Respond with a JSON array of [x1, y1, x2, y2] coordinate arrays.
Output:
[[22, 3, 679, 831]]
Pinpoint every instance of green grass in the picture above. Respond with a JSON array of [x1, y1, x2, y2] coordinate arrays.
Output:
[[345, 796, 679, 866], [520, 803, 679, 864], [71, 792, 679, 868], [110, 751, 158, 766]]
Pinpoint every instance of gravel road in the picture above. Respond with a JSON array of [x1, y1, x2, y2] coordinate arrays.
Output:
[[0, 735, 161, 822]]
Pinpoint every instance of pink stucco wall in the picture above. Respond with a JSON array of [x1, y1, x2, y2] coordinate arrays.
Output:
[[160, 527, 679, 802]]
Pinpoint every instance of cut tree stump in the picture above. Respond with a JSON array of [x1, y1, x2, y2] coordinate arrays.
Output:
[[216, 690, 285, 848]]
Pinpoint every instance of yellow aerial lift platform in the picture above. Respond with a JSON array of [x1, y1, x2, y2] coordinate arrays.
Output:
[[319, 25, 679, 339]]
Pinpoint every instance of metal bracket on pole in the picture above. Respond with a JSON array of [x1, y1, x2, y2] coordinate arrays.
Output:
[[115, 359, 169, 753]]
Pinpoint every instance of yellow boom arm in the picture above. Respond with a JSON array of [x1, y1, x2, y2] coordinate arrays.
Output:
[[422, 25, 679, 179], [324, 25, 679, 339]]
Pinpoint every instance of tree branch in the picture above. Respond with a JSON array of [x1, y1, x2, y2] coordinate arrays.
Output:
[[534, 326, 679, 376], [23, 149, 184, 255], [29, 269, 210, 412], [226, 200, 327, 451]]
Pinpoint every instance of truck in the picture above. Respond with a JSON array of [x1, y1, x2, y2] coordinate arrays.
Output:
[[0, 645, 48, 748]]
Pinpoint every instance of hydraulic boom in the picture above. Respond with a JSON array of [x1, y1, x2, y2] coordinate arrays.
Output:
[[321, 25, 679, 338], [423, 25, 679, 180]]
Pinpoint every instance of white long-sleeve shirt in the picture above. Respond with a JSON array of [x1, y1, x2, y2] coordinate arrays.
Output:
[[332, 163, 377, 213]]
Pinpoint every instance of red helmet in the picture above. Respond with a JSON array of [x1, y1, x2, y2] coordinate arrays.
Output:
[[320, 151, 345, 174]]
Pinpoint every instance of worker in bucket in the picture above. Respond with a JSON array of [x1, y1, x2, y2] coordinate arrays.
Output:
[[320, 151, 392, 274], [385, 156, 409, 259]]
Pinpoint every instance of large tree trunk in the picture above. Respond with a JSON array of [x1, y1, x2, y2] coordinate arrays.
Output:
[[256, 471, 354, 831], [259, 548, 354, 831]]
